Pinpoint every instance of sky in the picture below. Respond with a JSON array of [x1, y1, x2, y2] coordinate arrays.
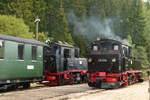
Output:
[[144, 0, 150, 2]]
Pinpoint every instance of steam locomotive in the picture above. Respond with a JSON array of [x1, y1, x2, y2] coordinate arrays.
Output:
[[43, 41, 87, 85], [87, 38, 143, 89]]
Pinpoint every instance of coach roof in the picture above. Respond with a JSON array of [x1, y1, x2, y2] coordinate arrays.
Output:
[[0, 34, 47, 46]]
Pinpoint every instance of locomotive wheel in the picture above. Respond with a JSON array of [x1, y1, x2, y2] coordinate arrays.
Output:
[[95, 80, 102, 88], [82, 76, 87, 83], [88, 82, 95, 87], [128, 79, 132, 85], [138, 78, 144, 82]]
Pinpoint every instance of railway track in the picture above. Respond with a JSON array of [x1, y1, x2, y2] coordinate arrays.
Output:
[[47, 88, 105, 100], [0, 83, 105, 100], [0, 83, 45, 93]]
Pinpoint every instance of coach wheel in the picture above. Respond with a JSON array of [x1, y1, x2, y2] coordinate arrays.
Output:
[[8, 84, 18, 91], [23, 83, 30, 89]]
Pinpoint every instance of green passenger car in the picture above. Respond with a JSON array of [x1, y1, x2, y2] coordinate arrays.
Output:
[[0, 35, 46, 89]]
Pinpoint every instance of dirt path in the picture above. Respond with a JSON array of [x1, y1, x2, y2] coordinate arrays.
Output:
[[69, 81, 149, 100], [0, 81, 148, 100], [0, 84, 97, 100]]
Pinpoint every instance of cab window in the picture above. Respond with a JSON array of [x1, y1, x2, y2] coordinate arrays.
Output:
[[113, 45, 119, 50], [64, 49, 71, 58], [93, 45, 98, 51], [122, 46, 128, 57]]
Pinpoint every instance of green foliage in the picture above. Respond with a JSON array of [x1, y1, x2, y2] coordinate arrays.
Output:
[[72, 33, 88, 56], [127, 35, 149, 69], [38, 32, 48, 42], [141, 71, 148, 77], [127, 35, 133, 46], [0, 15, 33, 38], [132, 46, 149, 69], [129, 0, 146, 45], [143, 4, 150, 66], [9, 0, 34, 31]]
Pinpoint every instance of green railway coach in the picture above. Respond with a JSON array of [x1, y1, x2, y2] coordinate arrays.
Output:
[[0, 35, 46, 89]]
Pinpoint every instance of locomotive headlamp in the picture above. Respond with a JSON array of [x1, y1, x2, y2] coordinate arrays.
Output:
[[88, 58, 92, 62], [112, 58, 116, 62], [130, 60, 133, 64], [96, 37, 100, 41], [79, 61, 83, 64]]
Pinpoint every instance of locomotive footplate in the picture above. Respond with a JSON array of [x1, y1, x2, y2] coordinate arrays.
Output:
[[88, 81, 122, 89], [100, 82, 122, 89]]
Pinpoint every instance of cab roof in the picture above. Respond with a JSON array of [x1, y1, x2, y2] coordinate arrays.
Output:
[[94, 39, 130, 47], [46, 41, 76, 48]]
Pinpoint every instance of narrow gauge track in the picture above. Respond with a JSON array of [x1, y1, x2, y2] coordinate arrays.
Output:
[[47, 88, 105, 100], [0, 84, 105, 100], [0, 83, 46, 93]]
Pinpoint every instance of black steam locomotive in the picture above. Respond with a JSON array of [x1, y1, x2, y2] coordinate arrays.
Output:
[[87, 39, 143, 89], [43, 41, 87, 85]]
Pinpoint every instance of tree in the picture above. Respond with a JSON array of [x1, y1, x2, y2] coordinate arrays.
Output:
[[0, 0, 11, 14], [127, 0, 146, 45], [9, 0, 34, 31], [9, 0, 48, 38], [143, 2, 150, 65], [127, 35, 149, 69], [133, 46, 149, 69], [72, 33, 88, 56], [45, 0, 75, 45], [0, 15, 33, 38]]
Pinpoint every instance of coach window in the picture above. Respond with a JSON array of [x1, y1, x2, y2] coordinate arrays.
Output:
[[0, 40, 4, 59], [18, 44, 24, 60], [32, 46, 37, 60]]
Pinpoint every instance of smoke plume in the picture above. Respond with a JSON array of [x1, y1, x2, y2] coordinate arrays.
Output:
[[67, 11, 130, 45]]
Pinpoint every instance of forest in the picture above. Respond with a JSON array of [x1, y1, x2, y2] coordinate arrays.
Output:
[[0, 0, 150, 69]]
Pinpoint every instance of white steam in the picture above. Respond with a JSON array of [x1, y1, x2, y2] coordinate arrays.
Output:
[[67, 11, 130, 45]]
